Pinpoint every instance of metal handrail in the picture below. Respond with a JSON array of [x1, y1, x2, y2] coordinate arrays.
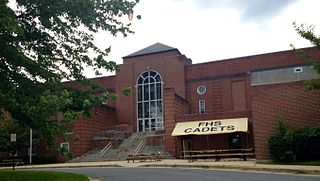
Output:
[[100, 142, 112, 157], [100, 134, 124, 157], [129, 133, 138, 144], [135, 140, 144, 155], [114, 134, 123, 147]]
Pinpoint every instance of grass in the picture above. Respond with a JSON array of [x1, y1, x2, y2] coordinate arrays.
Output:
[[257, 160, 320, 166], [0, 170, 89, 181]]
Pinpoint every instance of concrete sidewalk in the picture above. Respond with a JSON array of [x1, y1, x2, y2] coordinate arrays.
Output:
[[7, 159, 320, 175]]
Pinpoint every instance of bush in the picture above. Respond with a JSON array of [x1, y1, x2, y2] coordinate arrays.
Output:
[[268, 117, 320, 162], [33, 155, 57, 164], [268, 117, 297, 162], [295, 127, 320, 161]]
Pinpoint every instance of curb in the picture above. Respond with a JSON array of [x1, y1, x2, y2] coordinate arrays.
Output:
[[89, 177, 104, 181], [8, 161, 320, 176], [140, 164, 320, 175]]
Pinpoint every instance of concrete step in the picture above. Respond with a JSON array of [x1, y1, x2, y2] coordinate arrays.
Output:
[[70, 132, 174, 162], [69, 149, 102, 162]]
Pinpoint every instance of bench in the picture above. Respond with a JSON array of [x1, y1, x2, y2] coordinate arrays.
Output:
[[0, 159, 25, 166], [183, 148, 255, 162], [127, 153, 162, 163]]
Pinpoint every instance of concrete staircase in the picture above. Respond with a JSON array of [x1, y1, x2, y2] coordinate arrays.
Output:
[[69, 149, 102, 162], [70, 132, 173, 162], [100, 132, 145, 161]]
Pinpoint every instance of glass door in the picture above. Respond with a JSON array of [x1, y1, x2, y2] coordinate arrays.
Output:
[[137, 70, 163, 132]]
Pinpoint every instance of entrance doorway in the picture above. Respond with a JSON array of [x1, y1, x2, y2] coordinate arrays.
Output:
[[136, 70, 163, 132], [182, 137, 192, 158], [229, 133, 241, 149], [138, 119, 158, 132]]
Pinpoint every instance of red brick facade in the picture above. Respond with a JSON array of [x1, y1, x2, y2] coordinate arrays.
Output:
[[36, 105, 117, 162], [252, 81, 320, 159], [69, 106, 116, 155], [32, 44, 320, 161]]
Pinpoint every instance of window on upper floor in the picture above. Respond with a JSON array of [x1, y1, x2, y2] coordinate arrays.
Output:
[[137, 70, 163, 132], [197, 85, 206, 95], [60, 142, 70, 152], [199, 100, 206, 114]]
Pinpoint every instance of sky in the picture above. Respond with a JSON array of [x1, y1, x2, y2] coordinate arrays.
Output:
[[90, 0, 320, 77]]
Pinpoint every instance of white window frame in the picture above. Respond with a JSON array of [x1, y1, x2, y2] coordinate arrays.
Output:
[[60, 142, 70, 152], [136, 70, 164, 132], [199, 100, 206, 114], [197, 85, 206, 95], [28, 146, 36, 156]]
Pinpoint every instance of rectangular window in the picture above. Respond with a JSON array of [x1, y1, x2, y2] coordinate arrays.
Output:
[[151, 119, 156, 131], [150, 84, 155, 100], [156, 83, 162, 99], [60, 142, 70, 152], [156, 101, 162, 117], [199, 100, 205, 114], [144, 102, 149, 118], [138, 120, 143, 132], [144, 84, 149, 101], [150, 101, 156, 117], [138, 103, 143, 118], [138, 85, 142, 101], [28, 146, 36, 156]]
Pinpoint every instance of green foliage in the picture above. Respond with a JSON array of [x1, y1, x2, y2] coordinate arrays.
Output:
[[0, 170, 88, 181], [60, 146, 76, 159], [122, 86, 132, 96], [34, 155, 57, 164], [295, 127, 320, 161], [268, 116, 320, 162], [0, 117, 30, 152], [0, 0, 139, 150], [268, 117, 297, 162], [292, 22, 320, 91]]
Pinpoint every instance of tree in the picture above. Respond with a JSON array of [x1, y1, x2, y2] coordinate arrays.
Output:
[[292, 22, 320, 90], [0, 114, 30, 152], [0, 0, 140, 149]]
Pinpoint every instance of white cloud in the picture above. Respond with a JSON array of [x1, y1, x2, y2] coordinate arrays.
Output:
[[86, 0, 320, 78]]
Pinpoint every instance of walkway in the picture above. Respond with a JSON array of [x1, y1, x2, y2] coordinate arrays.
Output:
[[11, 159, 320, 175]]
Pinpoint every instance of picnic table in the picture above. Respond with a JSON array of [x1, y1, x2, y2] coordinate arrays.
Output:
[[127, 153, 162, 163], [0, 159, 25, 166]]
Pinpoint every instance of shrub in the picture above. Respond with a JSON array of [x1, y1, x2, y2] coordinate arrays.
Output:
[[268, 116, 320, 162], [268, 117, 297, 162], [34, 155, 57, 164], [295, 127, 320, 161]]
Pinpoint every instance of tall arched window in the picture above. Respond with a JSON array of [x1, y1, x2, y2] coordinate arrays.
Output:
[[137, 70, 163, 132]]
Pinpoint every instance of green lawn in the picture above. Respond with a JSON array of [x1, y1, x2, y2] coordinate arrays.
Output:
[[257, 160, 320, 166], [0, 170, 89, 181]]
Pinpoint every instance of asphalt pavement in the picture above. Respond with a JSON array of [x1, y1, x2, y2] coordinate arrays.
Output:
[[14, 159, 320, 175], [42, 167, 320, 181]]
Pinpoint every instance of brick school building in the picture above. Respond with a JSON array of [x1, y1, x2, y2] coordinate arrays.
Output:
[[35, 43, 320, 161]]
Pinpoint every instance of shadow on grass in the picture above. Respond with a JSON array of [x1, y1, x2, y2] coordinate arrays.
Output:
[[257, 160, 320, 166]]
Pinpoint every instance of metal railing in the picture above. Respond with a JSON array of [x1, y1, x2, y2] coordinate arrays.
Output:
[[129, 133, 139, 145], [100, 142, 112, 158], [93, 130, 123, 141], [135, 140, 144, 155], [92, 124, 133, 141], [100, 134, 123, 157]]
